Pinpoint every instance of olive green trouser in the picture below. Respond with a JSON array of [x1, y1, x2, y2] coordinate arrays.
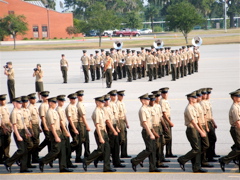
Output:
[[178, 127, 201, 172], [61, 66, 68, 83], [219, 127, 240, 164], [6, 129, 28, 171], [85, 130, 111, 171], [119, 120, 128, 157], [40, 131, 67, 171], [153, 126, 165, 166], [0, 125, 11, 161], [131, 129, 156, 171]]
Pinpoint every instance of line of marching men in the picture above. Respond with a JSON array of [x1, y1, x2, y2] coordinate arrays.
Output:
[[1, 87, 239, 173], [79, 45, 200, 87], [0, 89, 130, 173]]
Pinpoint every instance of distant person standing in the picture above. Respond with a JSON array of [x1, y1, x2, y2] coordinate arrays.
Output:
[[33, 64, 44, 103], [80, 50, 90, 83], [60, 54, 69, 83], [89, 54, 96, 81], [4, 62, 15, 103]]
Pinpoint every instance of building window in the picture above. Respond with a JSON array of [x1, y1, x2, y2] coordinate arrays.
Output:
[[33, 26, 39, 38], [42, 26, 48, 38], [8, 11, 14, 15]]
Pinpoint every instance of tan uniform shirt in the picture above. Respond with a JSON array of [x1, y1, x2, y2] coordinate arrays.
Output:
[[103, 106, 114, 125], [92, 107, 106, 131], [110, 53, 117, 62], [7, 68, 14, 80], [22, 108, 31, 127], [104, 57, 114, 69], [140, 52, 146, 60], [0, 105, 10, 125], [139, 105, 152, 130], [94, 55, 102, 64], [89, 57, 95, 65], [65, 103, 78, 123], [117, 53, 123, 63], [10, 108, 25, 129], [160, 99, 171, 118], [38, 102, 48, 118], [170, 55, 177, 64], [187, 51, 194, 62], [165, 52, 170, 61], [60, 58, 68, 66], [184, 104, 198, 128], [132, 55, 137, 65], [229, 103, 240, 126], [76, 101, 86, 123], [151, 104, 163, 126], [109, 101, 119, 124], [28, 103, 39, 125], [136, 56, 143, 65], [200, 100, 211, 121], [194, 103, 205, 125], [101, 53, 106, 61], [116, 100, 126, 120], [81, 55, 90, 65], [36, 70, 43, 82], [194, 51, 200, 60], [124, 56, 133, 65], [145, 54, 154, 64], [46, 108, 61, 130], [56, 106, 67, 127]]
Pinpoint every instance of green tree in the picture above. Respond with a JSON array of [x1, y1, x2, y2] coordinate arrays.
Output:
[[144, 5, 159, 32], [166, 1, 204, 44], [25, 0, 56, 9], [85, 2, 120, 47], [64, 0, 143, 19], [227, 0, 240, 28], [124, 11, 142, 29], [0, 14, 28, 49]]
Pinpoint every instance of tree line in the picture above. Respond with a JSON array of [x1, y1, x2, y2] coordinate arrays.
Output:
[[0, 0, 239, 48]]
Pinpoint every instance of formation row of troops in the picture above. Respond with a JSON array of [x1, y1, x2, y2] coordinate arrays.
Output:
[[76, 45, 200, 88], [0, 89, 130, 173], [1, 87, 238, 173], [2, 45, 200, 104]]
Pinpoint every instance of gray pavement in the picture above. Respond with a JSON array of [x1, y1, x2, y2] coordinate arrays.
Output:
[[0, 44, 240, 179]]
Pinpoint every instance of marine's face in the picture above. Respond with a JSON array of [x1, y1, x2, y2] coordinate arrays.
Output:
[[0, 100, 6, 106]]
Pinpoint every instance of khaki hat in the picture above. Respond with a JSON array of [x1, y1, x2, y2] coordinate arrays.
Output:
[[40, 91, 50, 97], [12, 97, 22, 103], [108, 90, 117, 96], [151, 90, 161, 97], [149, 94, 156, 101], [21, 96, 29, 103], [200, 88, 207, 94], [196, 90, 202, 97], [139, 93, 150, 100], [206, 88, 213, 94], [159, 87, 169, 93], [0, 94, 7, 101], [104, 94, 110, 101], [186, 91, 197, 98], [117, 90, 125, 96], [94, 96, 105, 103], [76, 90, 84, 96], [57, 95, 66, 101], [230, 91, 240, 97], [48, 97, 57, 103], [67, 93, 77, 99], [28, 93, 36, 99]]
